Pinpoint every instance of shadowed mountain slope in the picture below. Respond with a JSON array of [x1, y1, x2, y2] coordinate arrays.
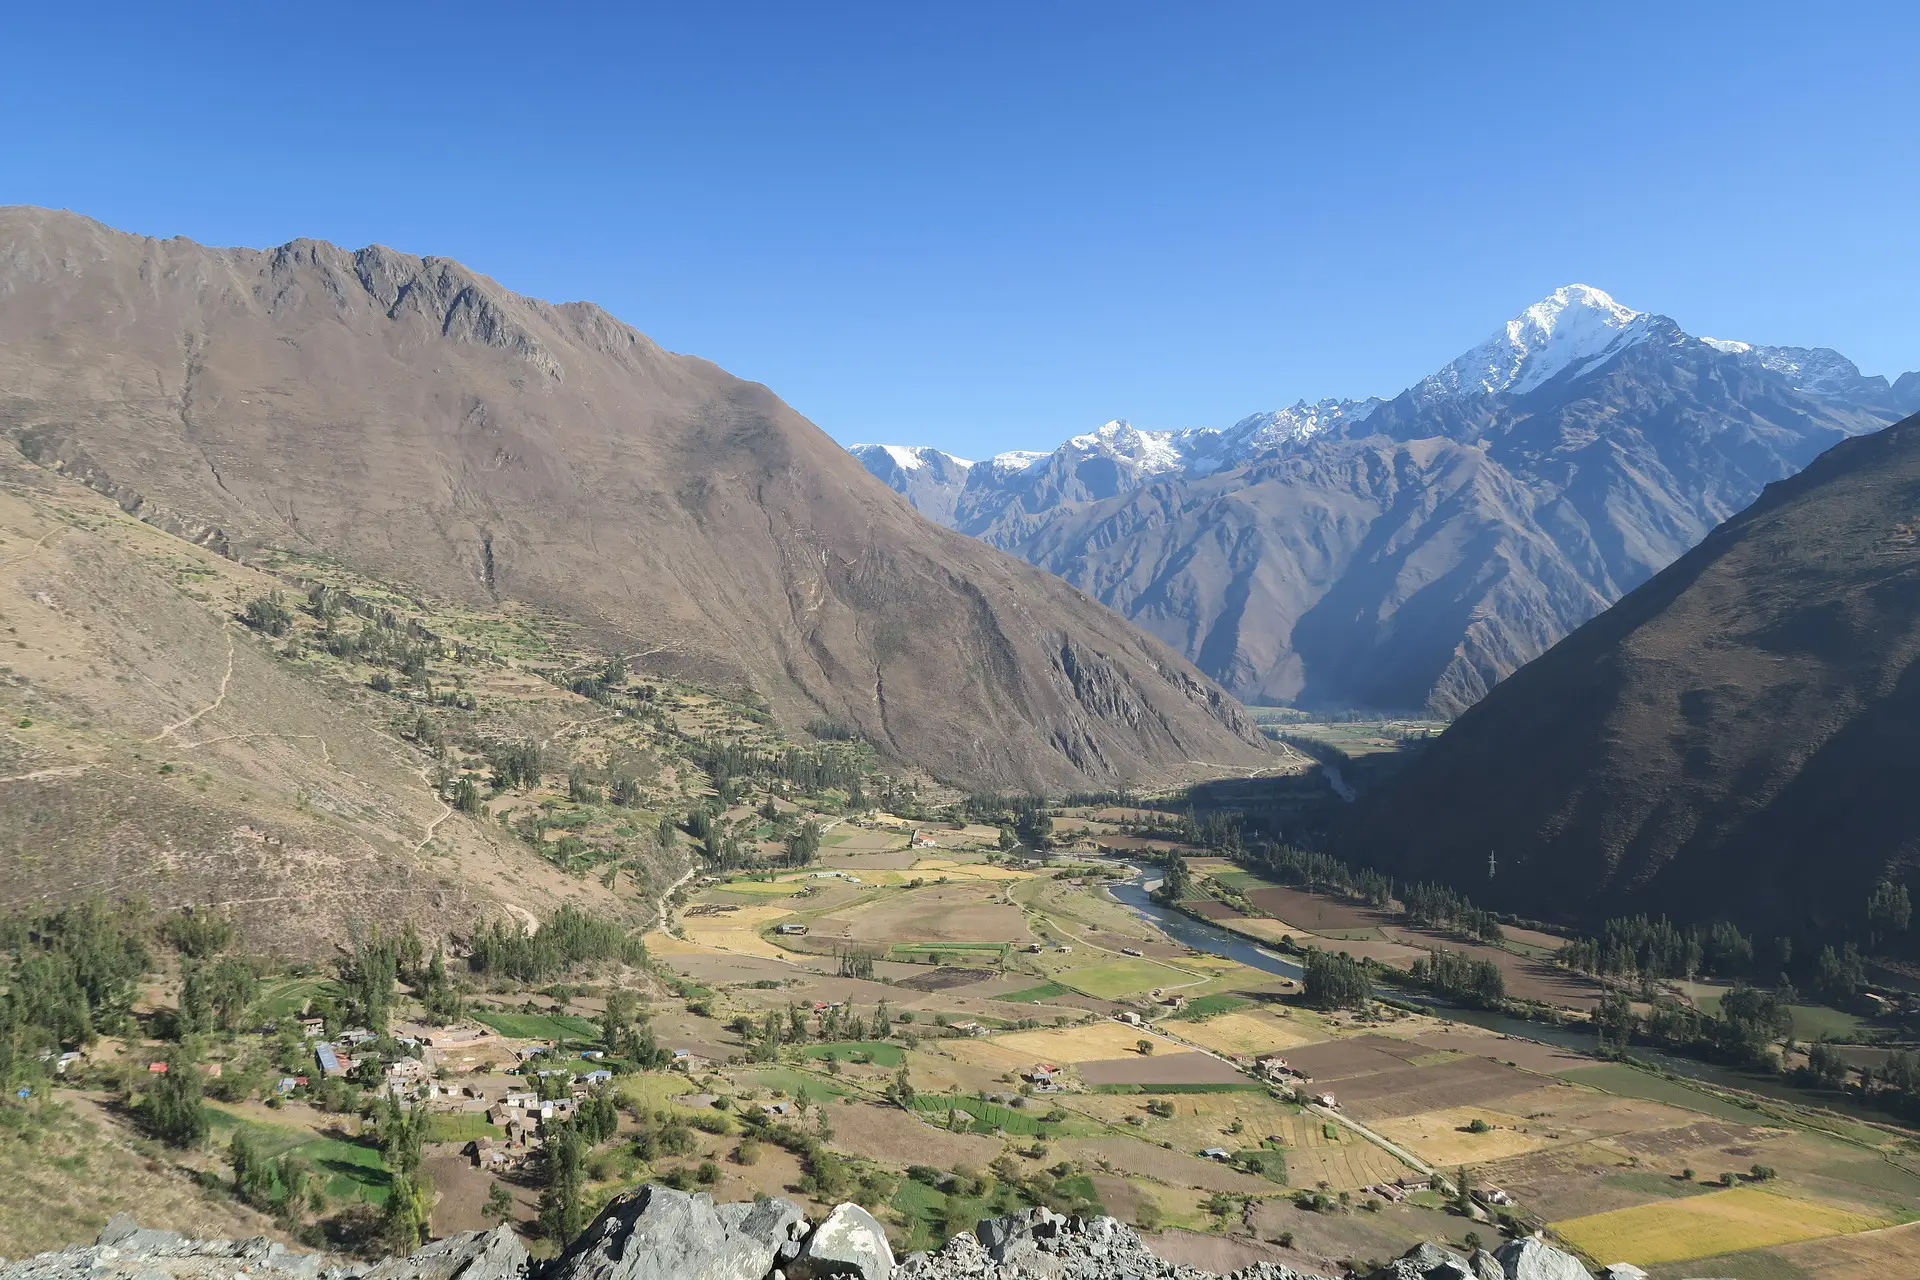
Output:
[[1336, 411, 1920, 937], [0, 208, 1263, 790]]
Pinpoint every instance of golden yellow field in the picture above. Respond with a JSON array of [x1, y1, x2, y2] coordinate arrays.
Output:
[[674, 905, 797, 959], [989, 1021, 1184, 1062], [910, 857, 1033, 880], [1173, 1011, 1324, 1055], [1272, 1112, 1408, 1192], [1371, 1106, 1556, 1165], [1218, 916, 1313, 944], [1552, 1188, 1889, 1266]]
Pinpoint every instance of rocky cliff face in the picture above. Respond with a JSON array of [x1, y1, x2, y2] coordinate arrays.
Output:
[[1, 1190, 1618, 1280], [0, 207, 1265, 790]]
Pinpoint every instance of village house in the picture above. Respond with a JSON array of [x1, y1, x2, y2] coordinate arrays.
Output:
[[775, 924, 809, 936], [314, 1043, 345, 1076], [297, 1017, 325, 1038], [950, 1021, 986, 1037]]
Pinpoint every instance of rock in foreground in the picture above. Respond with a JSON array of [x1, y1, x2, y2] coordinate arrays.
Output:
[[0, 1190, 1616, 1280]]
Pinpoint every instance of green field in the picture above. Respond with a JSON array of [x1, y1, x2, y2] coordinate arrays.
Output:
[[892, 1178, 991, 1251], [911, 1094, 1063, 1136], [207, 1107, 390, 1204], [1559, 1063, 1766, 1124], [1056, 957, 1195, 999], [1172, 994, 1251, 1020], [799, 1040, 904, 1067], [469, 1009, 603, 1041], [424, 1113, 501, 1143], [735, 1067, 852, 1101], [1234, 1147, 1289, 1182], [999, 982, 1073, 1003], [254, 977, 341, 1019]]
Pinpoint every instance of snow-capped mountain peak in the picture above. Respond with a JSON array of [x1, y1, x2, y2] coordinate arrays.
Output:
[[1701, 339, 1873, 397], [1424, 283, 1656, 400], [1060, 418, 1195, 475], [848, 443, 973, 472]]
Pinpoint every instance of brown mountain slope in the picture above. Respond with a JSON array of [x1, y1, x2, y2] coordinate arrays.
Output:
[[1336, 411, 1920, 937], [0, 455, 636, 954], [0, 208, 1262, 789]]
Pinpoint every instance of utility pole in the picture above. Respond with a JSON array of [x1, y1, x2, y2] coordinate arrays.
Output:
[[1488, 849, 1496, 880]]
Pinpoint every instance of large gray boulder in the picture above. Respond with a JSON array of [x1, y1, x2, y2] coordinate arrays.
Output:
[[1492, 1238, 1589, 1280], [1467, 1250, 1504, 1280], [788, 1203, 894, 1280], [1363, 1242, 1477, 1280], [548, 1186, 807, 1280], [363, 1226, 528, 1280]]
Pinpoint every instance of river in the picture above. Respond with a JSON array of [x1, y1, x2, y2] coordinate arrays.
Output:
[[1103, 866, 1873, 1112]]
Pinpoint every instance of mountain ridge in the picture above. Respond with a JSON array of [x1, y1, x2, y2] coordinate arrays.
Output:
[[0, 205, 1266, 791], [852, 285, 1919, 712], [1335, 409, 1920, 937]]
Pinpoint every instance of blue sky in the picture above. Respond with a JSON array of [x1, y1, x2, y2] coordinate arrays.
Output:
[[5, 3, 1915, 458]]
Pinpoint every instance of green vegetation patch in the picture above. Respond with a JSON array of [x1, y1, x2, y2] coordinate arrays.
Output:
[[735, 1067, 852, 1101], [206, 1108, 391, 1205], [1172, 994, 1251, 1020], [424, 1113, 501, 1143], [998, 983, 1073, 1003], [1816, 1158, 1920, 1200], [799, 1040, 904, 1067], [1558, 1064, 1764, 1124], [255, 977, 342, 1019], [1233, 1148, 1289, 1183], [469, 1009, 602, 1041], [891, 1178, 990, 1252], [1055, 957, 1194, 999], [910, 1094, 1061, 1136]]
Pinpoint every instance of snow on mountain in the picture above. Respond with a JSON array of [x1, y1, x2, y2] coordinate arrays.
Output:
[[1419, 284, 1658, 400], [849, 443, 974, 473], [984, 449, 1048, 476], [1059, 419, 1203, 476], [1701, 339, 1876, 396], [847, 284, 1904, 530]]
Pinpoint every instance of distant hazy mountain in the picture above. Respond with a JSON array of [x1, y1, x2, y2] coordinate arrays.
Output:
[[1337, 410, 1920, 938], [853, 285, 1920, 713]]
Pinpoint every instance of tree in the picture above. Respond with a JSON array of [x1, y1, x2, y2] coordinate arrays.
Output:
[[1867, 880, 1912, 946], [537, 1123, 587, 1242], [1303, 950, 1371, 1011], [484, 1181, 515, 1225], [243, 592, 294, 637], [1136, 1039, 1155, 1056], [383, 1170, 429, 1252], [1015, 808, 1054, 852], [145, 1064, 208, 1148], [786, 820, 823, 868]]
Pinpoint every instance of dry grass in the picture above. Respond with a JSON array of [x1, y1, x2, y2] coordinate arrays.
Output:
[[1173, 1011, 1324, 1056], [990, 1021, 1186, 1063], [676, 904, 797, 959], [909, 857, 1033, 881], [1371, 1106, 1558, 1165], [1552, 1188, 1889, 1266], [1761, 1220, 1920, 1278]]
